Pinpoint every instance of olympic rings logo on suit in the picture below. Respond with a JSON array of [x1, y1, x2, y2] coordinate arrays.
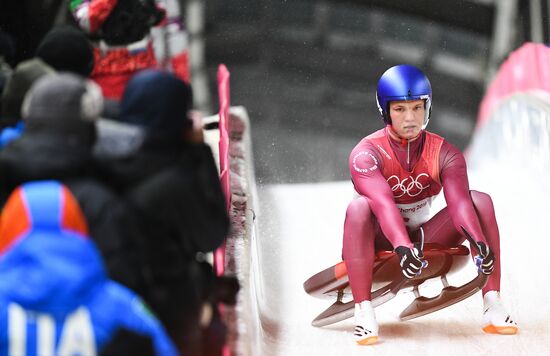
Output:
[[387, 173, 430, 198]]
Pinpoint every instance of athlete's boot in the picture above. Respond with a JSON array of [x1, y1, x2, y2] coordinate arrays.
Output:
[[353, 300, 379, 345], [482, 291, 518, 335]]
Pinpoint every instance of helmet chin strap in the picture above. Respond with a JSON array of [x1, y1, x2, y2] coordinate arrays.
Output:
[[422, 100, 431, 129], [422, 118, 430, 130]]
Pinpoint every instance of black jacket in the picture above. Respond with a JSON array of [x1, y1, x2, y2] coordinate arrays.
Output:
[[95, 137, 229, 331], [0, 131, 147, 294], [95, 71, 230, 343], [100, 142, 228, 253]]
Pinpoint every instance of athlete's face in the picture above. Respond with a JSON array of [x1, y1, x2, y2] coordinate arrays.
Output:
[[389, 99, 425, 139]]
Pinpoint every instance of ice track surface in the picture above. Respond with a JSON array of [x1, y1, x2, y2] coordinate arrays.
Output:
[[248, 94, 550, 355], [255, 182, 543, 356]]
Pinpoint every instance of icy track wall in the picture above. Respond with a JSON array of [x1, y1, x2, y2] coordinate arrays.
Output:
[[477, 42, 550, 128], [220, 105, 284, 356], [207, 106, 261, 356], [468, 42, 550, 352], [467, 42, 550, 229], [468, 91, 550, 176], [467, 91, 550, 246]]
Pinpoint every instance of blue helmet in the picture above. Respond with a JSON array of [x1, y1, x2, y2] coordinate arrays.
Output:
[[376, 64, 432, 127]]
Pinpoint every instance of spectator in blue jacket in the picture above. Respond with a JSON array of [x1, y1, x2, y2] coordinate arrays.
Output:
[[0, 180, 178, 356]]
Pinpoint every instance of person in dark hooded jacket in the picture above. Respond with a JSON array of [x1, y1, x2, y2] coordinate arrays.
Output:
[[0, 58, 54, 147], [0, 73, 148, 296], [95, 69, 231, 355]]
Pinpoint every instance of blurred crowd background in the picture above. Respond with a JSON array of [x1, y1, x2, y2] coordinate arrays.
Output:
[[2, 1, 545, 184]]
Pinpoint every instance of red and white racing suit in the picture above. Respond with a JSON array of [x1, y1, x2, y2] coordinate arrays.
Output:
[[343, 126, 501, 302]]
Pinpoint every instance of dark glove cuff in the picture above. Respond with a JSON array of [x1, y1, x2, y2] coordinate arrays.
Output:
[[395, 246, 409, 257]]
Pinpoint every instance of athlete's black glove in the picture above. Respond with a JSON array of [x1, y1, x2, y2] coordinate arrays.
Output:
[[473, 241, 495, 275], [395, 245, 426, 279]]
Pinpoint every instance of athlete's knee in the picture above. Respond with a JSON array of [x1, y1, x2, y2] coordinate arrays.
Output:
[[470, 190, 495, 211], [346, 196, 373, 220]]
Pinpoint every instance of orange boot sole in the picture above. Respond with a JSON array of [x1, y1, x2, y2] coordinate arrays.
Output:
[[356, 336, 379, 345], [482, 324, 518, 335]]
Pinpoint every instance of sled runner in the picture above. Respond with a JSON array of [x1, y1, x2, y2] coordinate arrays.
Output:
[[303, 229, 488, 327]]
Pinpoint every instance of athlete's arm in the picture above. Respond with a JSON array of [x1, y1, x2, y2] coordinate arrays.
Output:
[[349, 141, 413, 248], [439, 141, 487, 243]]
